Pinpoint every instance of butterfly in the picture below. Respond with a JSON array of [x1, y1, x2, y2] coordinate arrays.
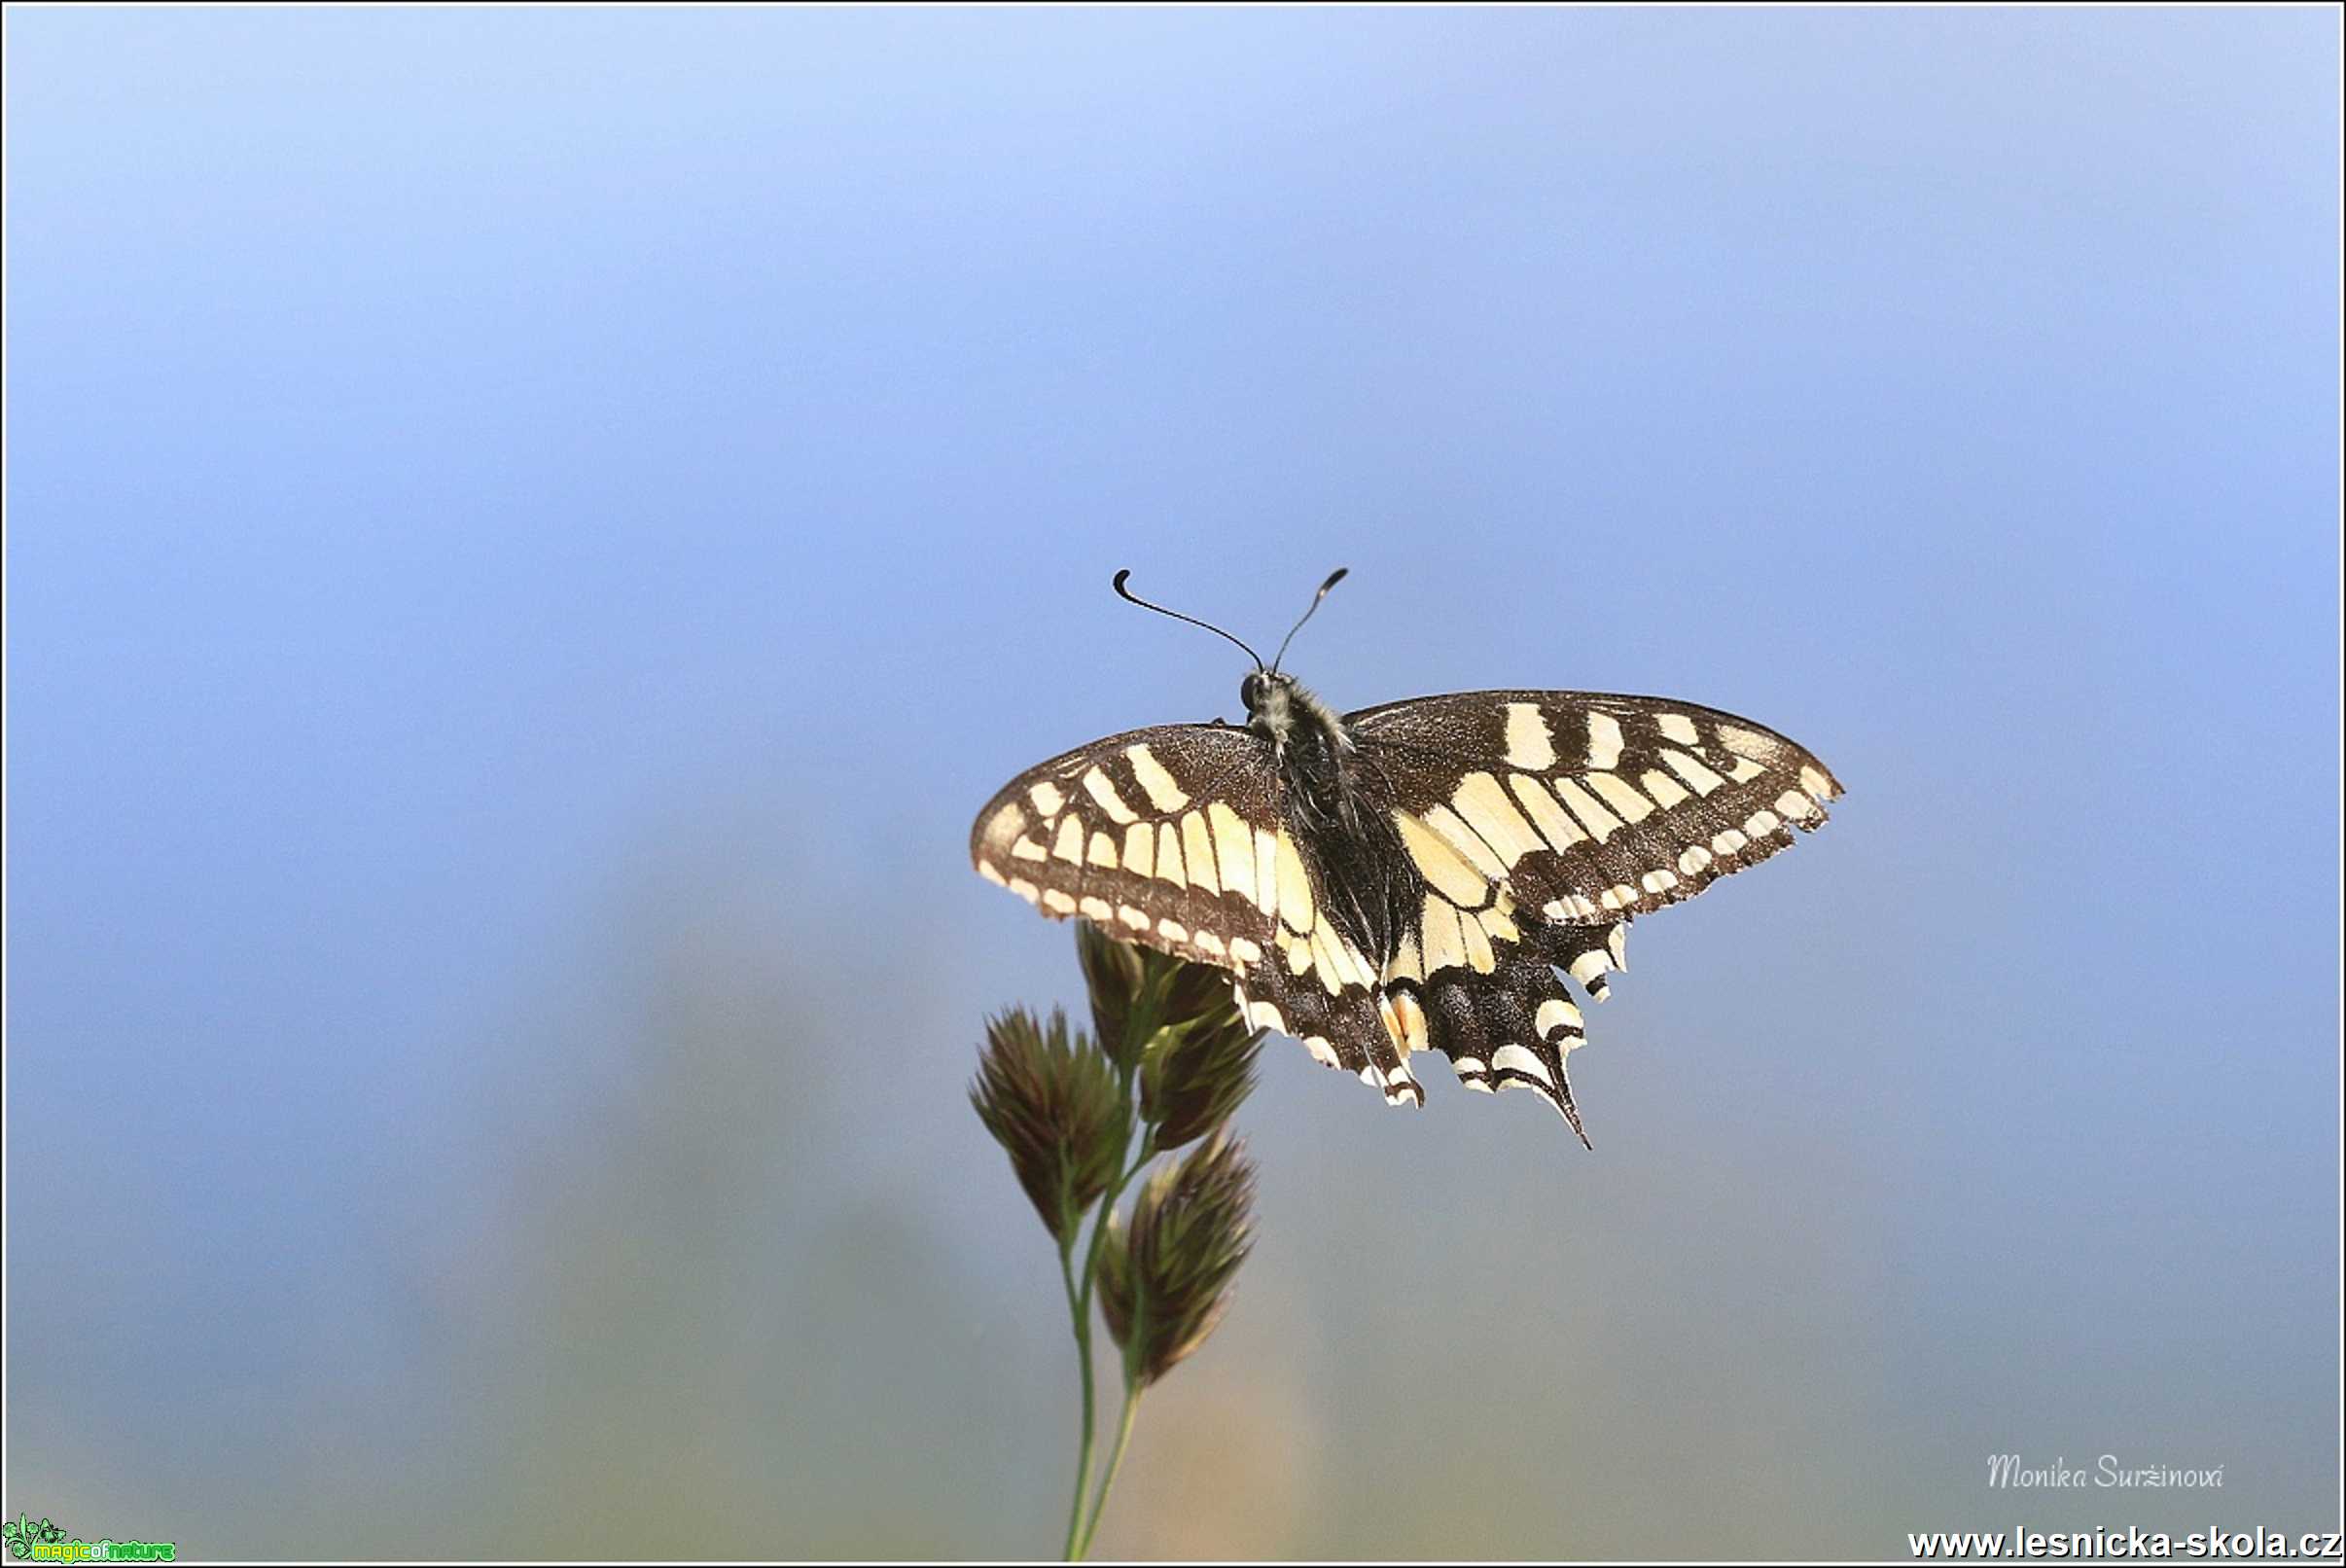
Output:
[[969, 569, 1842, 1144]]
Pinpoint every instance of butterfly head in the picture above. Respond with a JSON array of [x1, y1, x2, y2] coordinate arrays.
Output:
[[1241, 667, 1348, 757], [1240, 668, 1297, 732]]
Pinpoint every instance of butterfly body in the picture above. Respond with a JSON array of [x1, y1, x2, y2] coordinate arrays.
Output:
[[973, 593, 1841, 1144], [1236, 670, 1424, 966]]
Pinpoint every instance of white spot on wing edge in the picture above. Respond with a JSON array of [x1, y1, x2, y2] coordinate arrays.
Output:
[[1544, 893, 1600, 922]]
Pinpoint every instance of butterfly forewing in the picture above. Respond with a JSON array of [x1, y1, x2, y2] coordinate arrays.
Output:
[[1347, 690, 1841, 927], [971, 724, 1274, 962], [969, 723, 1419, 1099]]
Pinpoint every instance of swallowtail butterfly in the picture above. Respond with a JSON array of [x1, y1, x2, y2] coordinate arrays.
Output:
[[970, 570, 1842, 1144]]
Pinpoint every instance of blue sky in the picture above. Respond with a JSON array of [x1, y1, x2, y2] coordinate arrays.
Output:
[[7, 8, 2338, 1556]]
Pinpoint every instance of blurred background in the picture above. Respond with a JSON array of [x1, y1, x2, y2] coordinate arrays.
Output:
[[6, 7, 2337, 1559]]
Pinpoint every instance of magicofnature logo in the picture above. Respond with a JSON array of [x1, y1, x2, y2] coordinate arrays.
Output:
[[2, 1515, 174, 1562]]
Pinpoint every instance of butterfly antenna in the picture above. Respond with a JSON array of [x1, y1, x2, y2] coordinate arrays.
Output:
[[1269, 567, 1348, 673], [1112, 570, 1267, 670]]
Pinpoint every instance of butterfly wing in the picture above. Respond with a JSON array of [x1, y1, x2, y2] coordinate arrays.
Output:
[[970, 723, 1424, 1104], [1348, 690, 1841, 924], [1346, 691, 1842, 1135]]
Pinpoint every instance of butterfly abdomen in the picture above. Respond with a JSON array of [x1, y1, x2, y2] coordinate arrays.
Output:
[[1245, 673, 1424, 967]]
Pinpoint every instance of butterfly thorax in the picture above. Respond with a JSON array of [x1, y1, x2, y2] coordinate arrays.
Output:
[[1240, 669, 1348, 775], [1242, 669, 1423, 964]]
